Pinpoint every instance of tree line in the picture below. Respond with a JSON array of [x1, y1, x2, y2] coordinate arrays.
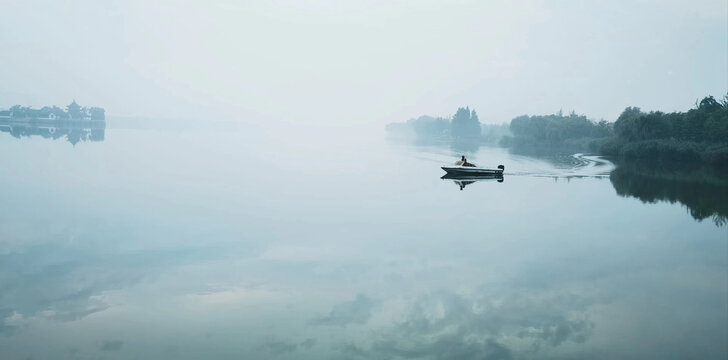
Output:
[[386, 107, 509, 143], [502, 95, 728, 165], [2, 101, 105, 121], [386, 96, 727, 165], [509, 112, 612, 142], [600, 96, 728, 164]]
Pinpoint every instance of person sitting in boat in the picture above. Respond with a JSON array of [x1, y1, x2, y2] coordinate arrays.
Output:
[[459, 155, 476, 167]]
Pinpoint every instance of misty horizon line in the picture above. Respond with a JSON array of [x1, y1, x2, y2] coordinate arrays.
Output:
[[4, 92, 728, 126]]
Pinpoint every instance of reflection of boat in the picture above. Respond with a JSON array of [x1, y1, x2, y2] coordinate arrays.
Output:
[[441, 164, 504, 176], [441, 173, 504, 190]]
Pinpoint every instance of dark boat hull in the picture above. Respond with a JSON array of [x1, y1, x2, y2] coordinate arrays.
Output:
[[441, 173, 503, 180], [441, 166, 504, 176]]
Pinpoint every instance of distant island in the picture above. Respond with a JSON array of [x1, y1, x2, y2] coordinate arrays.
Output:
[[386, 95, 728, 166], [0, 100, 105, 122], [0, 101, 106, 145]]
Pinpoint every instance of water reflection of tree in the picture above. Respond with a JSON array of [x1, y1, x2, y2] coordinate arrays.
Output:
[[449, 137, 481, 153], [386, 134, 483, 154], [0, 120, 105, 145], [609, 160, 728, 226]]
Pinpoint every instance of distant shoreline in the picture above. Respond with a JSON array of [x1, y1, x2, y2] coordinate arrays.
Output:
[[0, 101, 106, 122], [386, 95, 728, 166], [0, 117, 105, 124]]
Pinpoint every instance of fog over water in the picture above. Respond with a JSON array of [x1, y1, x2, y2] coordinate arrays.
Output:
[[1, 1, 727, 359], [0, 121, 726, 359]]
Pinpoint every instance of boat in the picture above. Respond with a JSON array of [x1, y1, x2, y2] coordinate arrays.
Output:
[[441, 164, 504, 176]]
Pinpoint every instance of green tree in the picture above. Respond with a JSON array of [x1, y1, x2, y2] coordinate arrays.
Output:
[[89, 107, 105, 120], [451, 107, 481, 139]]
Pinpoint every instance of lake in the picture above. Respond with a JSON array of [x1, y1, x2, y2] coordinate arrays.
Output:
[[0, 120, 726, 360]]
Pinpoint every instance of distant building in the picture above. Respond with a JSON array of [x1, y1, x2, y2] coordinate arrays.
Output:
[[35, 110, 57, 121], [66, 100, 84, 119], [1, 101, 104, 121]]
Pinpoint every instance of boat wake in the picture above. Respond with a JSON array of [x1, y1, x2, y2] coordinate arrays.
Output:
[[506, 153, 615, 178]]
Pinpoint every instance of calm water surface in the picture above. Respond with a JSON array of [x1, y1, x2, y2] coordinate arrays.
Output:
[[0, 120, 726, 359]]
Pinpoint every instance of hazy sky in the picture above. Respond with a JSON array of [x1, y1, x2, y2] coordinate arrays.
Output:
[[1, 0, 726, 125]]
